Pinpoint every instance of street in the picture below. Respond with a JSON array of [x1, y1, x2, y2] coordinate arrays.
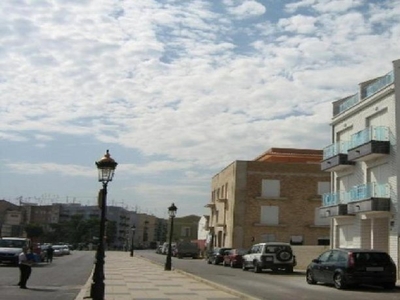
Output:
[[0, 250, 94, 300], [137, 250, 400, 300]]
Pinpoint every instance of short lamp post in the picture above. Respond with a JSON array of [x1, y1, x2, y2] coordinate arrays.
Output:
[[164, 203, 177, 271], [90, 150, 118, 300], [130, 225, 136, 257]]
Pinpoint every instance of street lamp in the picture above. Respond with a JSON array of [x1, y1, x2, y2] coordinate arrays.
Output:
[[164, 203, 177, 271], [91, 150, 118, 300], [130, 225, 136, 257]]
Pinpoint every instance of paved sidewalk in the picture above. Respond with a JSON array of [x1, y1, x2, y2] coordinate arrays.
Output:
[[75, 251, 256, 300]]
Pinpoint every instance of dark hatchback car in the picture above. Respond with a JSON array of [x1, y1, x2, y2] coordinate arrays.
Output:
[[306, 248, 397, 290], [222, 248, 247, 268], [207, 247, 232, 265]]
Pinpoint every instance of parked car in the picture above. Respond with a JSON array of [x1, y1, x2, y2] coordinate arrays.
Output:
[[155, 245, 163, 254], [161, 242, 176, 255], [222, 248, 247, 268], [52, 245, 64, 256], [206, 247, 232, 265], [0, 237, 31, 265], [61, 245, 70, 255], [306, 248, 397, 290], [172, 242, 199, 259], [242, 242, 296, 273]]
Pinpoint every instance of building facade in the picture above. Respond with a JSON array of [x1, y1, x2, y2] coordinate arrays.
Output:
[[206, 148, 330, 250], [320, 59, 400, 276]]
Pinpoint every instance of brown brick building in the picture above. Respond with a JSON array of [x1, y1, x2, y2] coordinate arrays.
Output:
[[206, 148, 330, 250]]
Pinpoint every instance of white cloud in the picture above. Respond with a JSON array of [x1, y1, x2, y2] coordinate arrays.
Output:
[[278, 15, 317, 34], [1, 0, 400, 217], [226, 0, 266, 18]]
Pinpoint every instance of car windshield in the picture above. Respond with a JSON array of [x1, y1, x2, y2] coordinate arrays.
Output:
[[0, 239, 26, 248]]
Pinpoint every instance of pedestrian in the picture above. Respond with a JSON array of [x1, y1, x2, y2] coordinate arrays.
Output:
[[18, 246, 34, 289], [46, 244, 54, 263]]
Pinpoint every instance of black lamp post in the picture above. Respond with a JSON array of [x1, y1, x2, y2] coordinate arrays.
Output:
[[130, 225, 136, 257], [91, 150, 118, 300], [164, 203, 177, 271]]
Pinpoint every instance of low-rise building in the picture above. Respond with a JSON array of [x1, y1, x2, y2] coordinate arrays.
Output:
[[206, 148, 330, 250]]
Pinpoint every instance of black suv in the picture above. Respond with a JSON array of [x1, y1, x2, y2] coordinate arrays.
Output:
[[306, 248, 397, 289], [206, 247, 232, 265]]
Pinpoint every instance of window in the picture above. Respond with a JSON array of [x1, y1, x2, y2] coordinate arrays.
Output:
[[318, 182, 330, 195], [318, 251, 332, 262], [260, 206, 279, 225], [290, 235, 303, 245], [181, 227, 191, 237], [261, 179, 280, 198]]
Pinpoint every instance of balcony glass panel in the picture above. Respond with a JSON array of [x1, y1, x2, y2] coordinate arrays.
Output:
[[322, 191, 350, 206], [323, 141, 351, 159], [349, 182, 390, 202], [363, 70, 394, 99], [350, 126, 389, 149], [338, 93, 358, 115]]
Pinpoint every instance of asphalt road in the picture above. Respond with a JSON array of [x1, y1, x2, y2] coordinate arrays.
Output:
[[0, 250, 94, 300], [137, 249, 400, 300]]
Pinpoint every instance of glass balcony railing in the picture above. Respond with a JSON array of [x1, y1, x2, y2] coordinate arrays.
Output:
[[323, 141, 352, 160], [349, 182, 390, 202], [323, 182, 390, 206], [338, 93, 359, 115], [334, 69, 394, 117], [350, 126, 389, 149], [322, 191, 350, 206], [363, 70, 394, 99]]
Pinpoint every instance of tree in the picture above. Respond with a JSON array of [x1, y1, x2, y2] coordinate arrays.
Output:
[[24, 224, 44, 242]]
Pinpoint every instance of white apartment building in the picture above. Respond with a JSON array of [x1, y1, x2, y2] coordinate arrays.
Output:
[[320, 59, 400, 277]]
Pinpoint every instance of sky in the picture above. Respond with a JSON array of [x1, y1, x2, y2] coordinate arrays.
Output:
[[1, 0, 400, 219]]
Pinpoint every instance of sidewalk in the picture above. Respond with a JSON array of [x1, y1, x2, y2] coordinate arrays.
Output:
[[75, 251, 256, 300]]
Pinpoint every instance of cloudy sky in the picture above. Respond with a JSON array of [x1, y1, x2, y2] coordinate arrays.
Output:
[[1, 0, 399, 218]]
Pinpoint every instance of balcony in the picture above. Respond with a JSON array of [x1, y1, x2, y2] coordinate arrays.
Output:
[[321, 141, 354, 172], [347, 183, 390, 214], [319, 192, 350, 218], [347, 126, 390, 162]]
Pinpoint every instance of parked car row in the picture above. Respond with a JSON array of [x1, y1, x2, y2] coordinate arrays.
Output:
[[155, 242, 200, 259], [206, 243, 397, 290]]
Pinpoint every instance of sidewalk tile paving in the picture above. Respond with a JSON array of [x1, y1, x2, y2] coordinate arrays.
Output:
[[75, 251, 254, 300]]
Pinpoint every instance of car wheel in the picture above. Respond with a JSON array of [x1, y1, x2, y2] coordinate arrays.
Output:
[[222, 260, 227, 267], [207, 259, 211, 264], [276, 250, 292, 262], [254, 261, 262, 273], [242, 263, 247, 271], [383, 282, 396, 290], [306, 270, 317, 284], [213, 258, 218, 265], [230, 261, 235, 268], [333, 273, 346, 289]]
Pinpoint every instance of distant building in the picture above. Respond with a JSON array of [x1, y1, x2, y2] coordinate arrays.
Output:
[[168, 215, 201, 243]]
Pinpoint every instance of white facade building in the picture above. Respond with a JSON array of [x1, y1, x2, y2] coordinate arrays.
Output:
[[320, 59, 400, 278]]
